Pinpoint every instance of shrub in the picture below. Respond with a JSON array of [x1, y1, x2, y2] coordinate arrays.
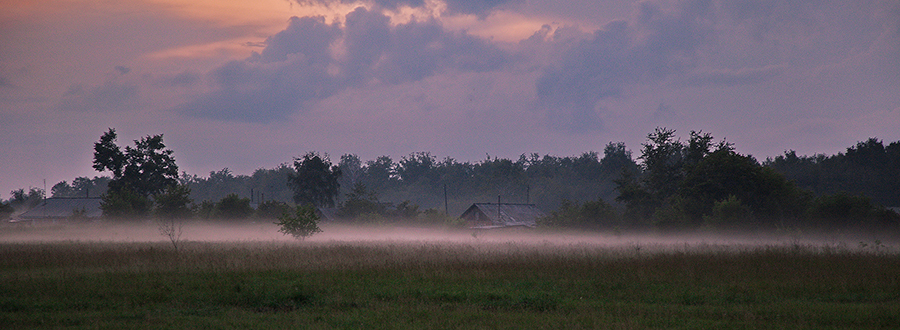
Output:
[[276, 204, 322, 239], [255, 200, 293, 219], [154, 184, 193, 219], [101, 188, 152, 219], [215, 193, 253, 220], [540, 199, 619, 229], [703, 195, 753, 227]]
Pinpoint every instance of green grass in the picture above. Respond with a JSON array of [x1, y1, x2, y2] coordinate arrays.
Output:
[[0, 240, 898, 329]]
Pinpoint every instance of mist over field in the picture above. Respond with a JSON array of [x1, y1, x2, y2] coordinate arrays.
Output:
[[2, 221, 895, 255], [3, 221, 899, 328]]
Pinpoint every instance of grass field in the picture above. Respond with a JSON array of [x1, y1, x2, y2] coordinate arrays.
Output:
[[0, 222, 898, 329]]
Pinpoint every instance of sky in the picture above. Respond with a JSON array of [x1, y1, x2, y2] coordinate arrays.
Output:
[[2, 0, 899, 198]]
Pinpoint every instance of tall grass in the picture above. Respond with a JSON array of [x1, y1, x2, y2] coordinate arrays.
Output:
[[0, 239, 898, 329]]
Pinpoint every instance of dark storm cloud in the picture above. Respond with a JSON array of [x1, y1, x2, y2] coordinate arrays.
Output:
[[257, 16, 341, 64], [532, 0, 900, 132], [178, 7, 508, 122], [375, 16, 507, 83], [535, 0, 715, 131]]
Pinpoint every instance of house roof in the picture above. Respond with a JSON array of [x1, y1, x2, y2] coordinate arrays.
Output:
[[316, 207, 340, 222], [459, 203, 545, 229], [17, 198, 102, 219]]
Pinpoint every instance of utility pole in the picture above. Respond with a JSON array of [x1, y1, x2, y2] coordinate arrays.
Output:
[[497, 194, 501, 221]]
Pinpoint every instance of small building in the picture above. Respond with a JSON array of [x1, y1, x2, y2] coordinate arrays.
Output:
[[316, 207, 340, 222], [14, 197, 102, 222], [459, 203, 545, 229]]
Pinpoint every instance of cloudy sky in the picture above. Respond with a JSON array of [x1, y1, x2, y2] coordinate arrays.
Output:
[[2, 0, 899, 197]]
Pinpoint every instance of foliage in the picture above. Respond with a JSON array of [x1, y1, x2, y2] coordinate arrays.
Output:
[[100, 189, 152, 219], [805, 193, 899, 228], [255, 200, 293, 219], [339, 182, 385, 219], [614, 128, 812, 229], [0, 200, 13, 219], [93, 128, 179, 198], [766, 138, 900, 207], [180, 166, 295, 207], [287, 152, 342, 208], [8, 188, 44, 211], [391, 200, 420, 219], [93, 129, 179, 218], [276, 204, 322, 239], [418, 208, 457, 225], [539, 198, 619, 228], [196, 200, 215, 219], [702, 195, 753, 227], [214, 193, 253, 220], [153, 184, 193, 219]]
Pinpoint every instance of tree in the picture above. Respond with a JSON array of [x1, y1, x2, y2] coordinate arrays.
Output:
[[214, 193, 253, 220], [338, 154, 364, 194], [153, 184, 192, 251], [255, 200, 293, 219], [154, 184, 193, 219], [93, 128, 179, 218], [276, 204, 322, 240], [0, 200, 13, 220], [639, 127, 685, 200], [539, 198, 619, 229], [339, 182, 385, 219], [287, 152, 342, 208], [9, 188, 44, 211], [397, 152, 436, 184], [362, 155, 397, 191], [51, 181, 76, 198], [100, 188, 152, 219]]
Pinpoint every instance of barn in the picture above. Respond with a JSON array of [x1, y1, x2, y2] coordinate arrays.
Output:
[[15, 197, 102, 222], [459, 203, 545, 229]]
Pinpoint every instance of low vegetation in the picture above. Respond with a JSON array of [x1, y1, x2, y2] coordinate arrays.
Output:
[[0, 228, 898, 329]]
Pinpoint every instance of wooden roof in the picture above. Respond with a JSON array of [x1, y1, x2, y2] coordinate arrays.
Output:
[[459, 203, 544, 229], [17, 198, 102, 219]]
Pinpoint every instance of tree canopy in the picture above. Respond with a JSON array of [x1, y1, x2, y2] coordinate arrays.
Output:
[[287, 152, 342, 208], [92, 128, 181, 218]]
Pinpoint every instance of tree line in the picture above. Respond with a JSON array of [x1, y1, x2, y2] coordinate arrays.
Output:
[[2, 128, 898, 230]]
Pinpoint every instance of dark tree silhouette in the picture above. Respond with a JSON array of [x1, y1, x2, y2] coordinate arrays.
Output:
[[287, 152, 342, 207]]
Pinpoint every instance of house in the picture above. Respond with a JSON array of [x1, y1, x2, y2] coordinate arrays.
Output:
[[316, 207, 340, 222], [14, 197, 102, 222], [459, 203, 545, 229]]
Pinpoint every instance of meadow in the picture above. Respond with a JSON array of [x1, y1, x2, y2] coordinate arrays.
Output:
[[0, 222, 898, 329]]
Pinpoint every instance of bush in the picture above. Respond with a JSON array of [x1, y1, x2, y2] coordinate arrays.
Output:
[[419, 208, 458, 226], [806, 193, 890, 227], [215, 194, 253, 220], [703, 195, 753, 227], [276, 204, 322, 239], [154, 184, 193, 219], [0, 201, 13, 220], [539, 199, 619, 229], [255, 200, 293, 219], [101, 188, 152, 219]]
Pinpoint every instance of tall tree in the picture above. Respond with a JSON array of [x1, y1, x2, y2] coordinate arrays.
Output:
[[93, 128, 180, 217], [287, 152, 342, 207], [93, 128, 179, 197]]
